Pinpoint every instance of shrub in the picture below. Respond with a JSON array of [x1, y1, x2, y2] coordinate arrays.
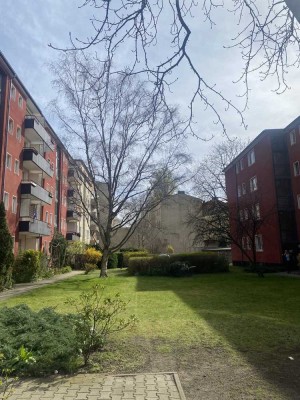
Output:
[[0, 202, 14, 291], [66, 242, 86, 268], [13, 250, 41, 283], [85, 248, 102, 264], [116, 252, 124, 268], [67, 285, 137, 365], [123, 251, 149, 268], [50, 231, 68, 269], [107, 253, 118, 269], [166, 245, 174, 254], [60, 266, 73, 274], [84, 263, 97, 274], [0, 305, 79, 376], [128, 252, 229, 276]]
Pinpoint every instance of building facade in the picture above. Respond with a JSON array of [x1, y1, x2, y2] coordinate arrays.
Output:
[[224, 116, 300, 265], [0, 52, 86, 253]]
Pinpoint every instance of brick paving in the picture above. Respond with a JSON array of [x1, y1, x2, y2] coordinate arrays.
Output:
[[4, 373, 186, 400]]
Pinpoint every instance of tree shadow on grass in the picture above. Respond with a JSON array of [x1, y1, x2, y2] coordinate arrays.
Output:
[[135, 272, 300, 399]]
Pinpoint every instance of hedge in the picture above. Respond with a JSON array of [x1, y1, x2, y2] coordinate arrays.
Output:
[[127, 252, 229, 276], [123, 251, 149, 268]]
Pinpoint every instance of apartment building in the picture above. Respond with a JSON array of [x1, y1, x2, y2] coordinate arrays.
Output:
[[67, 160, 93, 244], [0, 52, 71, 253], [224, 116, 300, 265]]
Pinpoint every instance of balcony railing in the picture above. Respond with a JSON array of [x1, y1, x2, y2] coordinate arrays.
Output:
[[66, 232, 80, 241], [24, 116, 54, 152], [22, 148, 54, 178], [19, 218, 51, 236], [21, 181, 52, 205], [66, 209, 81, 221]]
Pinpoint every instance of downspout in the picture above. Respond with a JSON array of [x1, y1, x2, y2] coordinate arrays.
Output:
[[1, 76, 13, 199]]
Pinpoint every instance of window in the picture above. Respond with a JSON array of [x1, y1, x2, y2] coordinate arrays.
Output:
[[237, 185, 241, 197], [290, 130, 296, 145], [50, 213, 53, 225], [16, 126, 22, 141], [8, 118, 14, 135], [18, 95, 23, 109], [255, 235, 263, 252], [244, 208, 249, 220], [297, 194, 300, 209], [254, 203, 260, 219], [246, 237, 251, 250], [250, 176, 258, 192], [6, 153, 12, 170], [239, 210, 244, 221], [12, 196, 17, 214], [236, 163, 240, 174], [248, 149, 255, 166], [14, 159, 19, 175], [293, 161, 300, 176], [240, 159, 244, 171], [3, 192, 9, 210], [242, 182, 246, 195], [10, 85, 16, 100], [45, 211, 49, 224]]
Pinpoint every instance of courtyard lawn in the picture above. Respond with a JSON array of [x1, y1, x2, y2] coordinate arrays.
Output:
[[1, 268, 300, 399]]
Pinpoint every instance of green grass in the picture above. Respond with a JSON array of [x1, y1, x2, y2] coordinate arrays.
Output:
[[2, 267, 300, 354]]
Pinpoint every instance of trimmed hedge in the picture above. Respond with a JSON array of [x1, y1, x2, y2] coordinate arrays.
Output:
[[123, 251, 149, 268], [107, 253, 118, 269], [127, 252, 229, 276]]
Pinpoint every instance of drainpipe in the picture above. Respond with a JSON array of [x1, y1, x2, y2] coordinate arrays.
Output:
[[1, 75, 13, 199]]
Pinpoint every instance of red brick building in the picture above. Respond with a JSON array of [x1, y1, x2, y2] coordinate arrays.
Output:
[[0, 52, 71, 254], [225, 117, 300, 266]]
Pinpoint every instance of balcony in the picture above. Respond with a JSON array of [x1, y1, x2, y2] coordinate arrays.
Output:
[[66, 232, 80, 241], [19, 218, 51, 236], [21, 182, 52, 205], [66, 209, 81, 221], [24, 116, 54, 152], [22, 148, 54, 178]]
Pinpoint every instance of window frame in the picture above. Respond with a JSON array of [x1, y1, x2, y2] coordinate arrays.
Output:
[[10, 84, 16, 101], [3, 192, 9, 210], [237, 185, 241, 197], [14, 159, 19, 175], [18, 95, 23, 109], [250, 176, 258, 192], [290, 130, 296, 146], [12, 196, 17, 214], [293, 161, 300, 177], [8, 117, 14, 135], [248, 149, 255, 166], [242, 182, 246, 195], [6, 153, 12, 170], [16, 125, 22, 141], [255, 234, 263, 252]]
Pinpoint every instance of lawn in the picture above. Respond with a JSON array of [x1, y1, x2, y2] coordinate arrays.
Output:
[[1, 268, 300, 399]]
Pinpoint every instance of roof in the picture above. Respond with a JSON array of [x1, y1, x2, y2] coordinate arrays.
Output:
[[223, 115, 300, 172]]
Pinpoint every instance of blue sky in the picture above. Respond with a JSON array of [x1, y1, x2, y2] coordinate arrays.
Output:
[[0, 0, 299, 159]]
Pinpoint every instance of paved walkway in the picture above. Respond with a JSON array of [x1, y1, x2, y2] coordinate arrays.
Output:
[[5, 373, 186, 400], [0, 271, 83, 301]]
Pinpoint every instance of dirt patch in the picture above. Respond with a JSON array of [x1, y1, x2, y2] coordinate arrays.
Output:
[[86, 337, 300, 399]]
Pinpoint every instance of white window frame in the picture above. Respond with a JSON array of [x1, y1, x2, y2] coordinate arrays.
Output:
[[248, 149, 255, 166], [10, 84, 16, 100], [236, 162, 240, 174], [50, 213, 53, 225], [12, 196, 17, 214], [246, 237, 251, 250], [297, 194, 300, 209], [293, 161, 300, 177], [6, 153, 12, 170], [237, 185, 241, 197], [3, 192, 9, 210], [242, 182, 246, 195], [16, 126, 22, 141], [45, 211, 49, 224], [255, 234, 263, 252], [240, 159, 244, 171], [290, 130, 296, 146], [255, 203, 261, 220], [8, 118, 14, 135], [14, 159, 19, 175], [250, 176, 258, 192], [18, 95, 23, 109]]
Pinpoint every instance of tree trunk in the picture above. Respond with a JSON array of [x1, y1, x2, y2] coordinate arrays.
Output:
[[100, 248, 109, 277]]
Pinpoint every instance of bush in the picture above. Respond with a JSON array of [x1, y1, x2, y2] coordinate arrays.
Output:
[[50, 231, 68, 269], [127, 252, 229, 276], [60, 266, 73, 274], [107, 253, 118, 269], [0, 202, 14, 291], [13, 250, 41, 283], [0, 305, 79, 376], [84, 263, 97, 274], [85, 248, 102, 264], [123, 251, 149, 268], [116, 252, 124, 268]]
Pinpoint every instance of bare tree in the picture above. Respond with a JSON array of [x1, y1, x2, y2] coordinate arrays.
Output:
[[50, 1, 300, 136], [50, 52, 190, 277]]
